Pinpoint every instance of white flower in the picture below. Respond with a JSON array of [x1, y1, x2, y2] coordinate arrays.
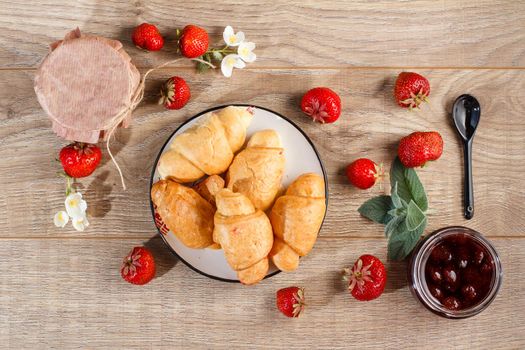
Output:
[[221, 54, 246, 78], [72, 215, 90, 232], [53, 211, 69, 228], [238, 42, 256, 63], [65, 192, 87, 219], [223, 26, 245, 47]]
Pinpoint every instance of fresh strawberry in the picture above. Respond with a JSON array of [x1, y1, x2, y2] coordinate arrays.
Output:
[[346, 158, 382, 189], [394, 72, 430, 109], [178, 25, 209, 58], [343, 254, 386, 301], [300, 87, 341, 123], [158, 76, 191, 110], [121, 247, 156, 285], [59, 142, 102, 178], [398, 131, 443, 168], [132, 23, 164, 51], [276, 286, 305, 318]]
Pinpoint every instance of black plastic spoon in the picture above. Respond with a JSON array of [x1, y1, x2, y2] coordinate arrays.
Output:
[[453, 94, 481, 220]]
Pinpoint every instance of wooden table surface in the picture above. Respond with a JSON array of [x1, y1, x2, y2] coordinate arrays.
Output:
[[1, 1, 524, 348]]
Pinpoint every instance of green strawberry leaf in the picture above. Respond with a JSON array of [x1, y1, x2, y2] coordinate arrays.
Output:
[[388, 217, 427, 260], [384, 214, 405, 237], [358, 195, 394, 225], [390, 157, 428, 212], [406, 200, 426, 231]]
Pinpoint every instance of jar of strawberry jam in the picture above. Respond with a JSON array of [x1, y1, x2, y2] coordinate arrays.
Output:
[[408, 226, 502, 319]]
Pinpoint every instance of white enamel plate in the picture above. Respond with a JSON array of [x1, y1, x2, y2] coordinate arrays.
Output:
[[150, 105, 328, 282]]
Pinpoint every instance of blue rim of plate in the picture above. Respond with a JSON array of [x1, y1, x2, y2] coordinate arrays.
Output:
[[149, 104, 329, 283]]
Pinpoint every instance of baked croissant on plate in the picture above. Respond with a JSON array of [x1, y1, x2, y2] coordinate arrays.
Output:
[[226, 129, 285, 211], [158, 106, 253, 183], [213, 189, 274, 285], [193, 175, 225, 206], [193, 175, 225, 250], [269, 173, 326, 272], [151, 179, 215, 249]]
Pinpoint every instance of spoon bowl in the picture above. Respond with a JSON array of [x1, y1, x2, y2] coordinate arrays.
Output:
[[452, 94, 481, 220], [453, 95, 481, 141]]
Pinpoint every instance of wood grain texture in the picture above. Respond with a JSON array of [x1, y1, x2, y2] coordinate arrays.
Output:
[[1, 1, 525, 348], [1, 69, 524, 238], [0, 237, 523, 349], [0, 0, 524, 68]]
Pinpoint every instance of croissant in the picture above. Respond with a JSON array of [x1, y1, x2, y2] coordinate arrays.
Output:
[[269, 173, 326, 272], [193, 175, 225, 250], [193, 175, 225, 206], [213, 189, 274, 285], [226, 129, 285, 211], [151, 179, 215, 249], [158, 106, 253, 183]]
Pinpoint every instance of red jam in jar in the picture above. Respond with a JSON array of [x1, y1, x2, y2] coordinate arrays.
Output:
[[409, 226, 502, 319]]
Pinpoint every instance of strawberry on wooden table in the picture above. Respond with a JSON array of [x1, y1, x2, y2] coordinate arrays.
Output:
[[276, 287, 305, 318], [346, 158, 382, 189], [159, 76, 191, 110], [178, 25, 209, 58], [343, 254, 386, 301], [59, 142, 102, 178], [300, 87, 341, 123], [398, 131, 444, 168], [121, 247, 156, 285], [394, 72, 430, 109], [132, 23, 164, 51]]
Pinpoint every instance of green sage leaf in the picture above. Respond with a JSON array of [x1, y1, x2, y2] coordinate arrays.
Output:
[[388, 217, 427, 260], [384, 214, 405, 238], [406, 200, 426, 231], [358, 195, 394, 225], [390, 157, 428, 211], [388, 207, 406, 217], [391, 182, 407, 209]]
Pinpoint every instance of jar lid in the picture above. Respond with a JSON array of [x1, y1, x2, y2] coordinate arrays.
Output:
[[34, 28, 141, 143]]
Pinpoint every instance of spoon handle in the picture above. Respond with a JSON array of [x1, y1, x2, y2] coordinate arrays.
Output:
[[464, 140, 474, 219]]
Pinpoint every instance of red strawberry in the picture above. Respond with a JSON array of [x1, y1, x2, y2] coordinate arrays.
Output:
[[346, 158, 382, 189], [300, 87, 341, 123], [121, 247, 156, 285], [343, 254, 386, 301], [59, 142, 102, 178], [178, 25, 209, 58], [132, 23, 164, 51], [276, 286, 305, 318], [398, 131, 443, 168], [394, 72, 430, 109], [159, 76, 191, 110]]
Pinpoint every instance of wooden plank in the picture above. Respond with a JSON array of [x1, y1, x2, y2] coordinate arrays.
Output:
[[0, 0, 524, 68], [0, 237, 522, 348], [1, 68, 524, 238]]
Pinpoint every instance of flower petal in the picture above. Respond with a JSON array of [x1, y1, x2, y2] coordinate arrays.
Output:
[[238, 42, 257, 63], [53, 211, 69, 228], [65, 192, 87, 218], [243, 41, 255, 51], [72, 215, 90, 231], [221, 55, 236, 77], [223, 26, 234, 44], [235, 31, 245, 44], [233, 57, 246, 69]]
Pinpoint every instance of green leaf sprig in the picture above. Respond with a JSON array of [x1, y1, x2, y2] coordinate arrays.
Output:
[[358, 157, 429, 260]]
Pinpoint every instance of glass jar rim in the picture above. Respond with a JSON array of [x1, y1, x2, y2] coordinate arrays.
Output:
[[409, 226, 503, 319]]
